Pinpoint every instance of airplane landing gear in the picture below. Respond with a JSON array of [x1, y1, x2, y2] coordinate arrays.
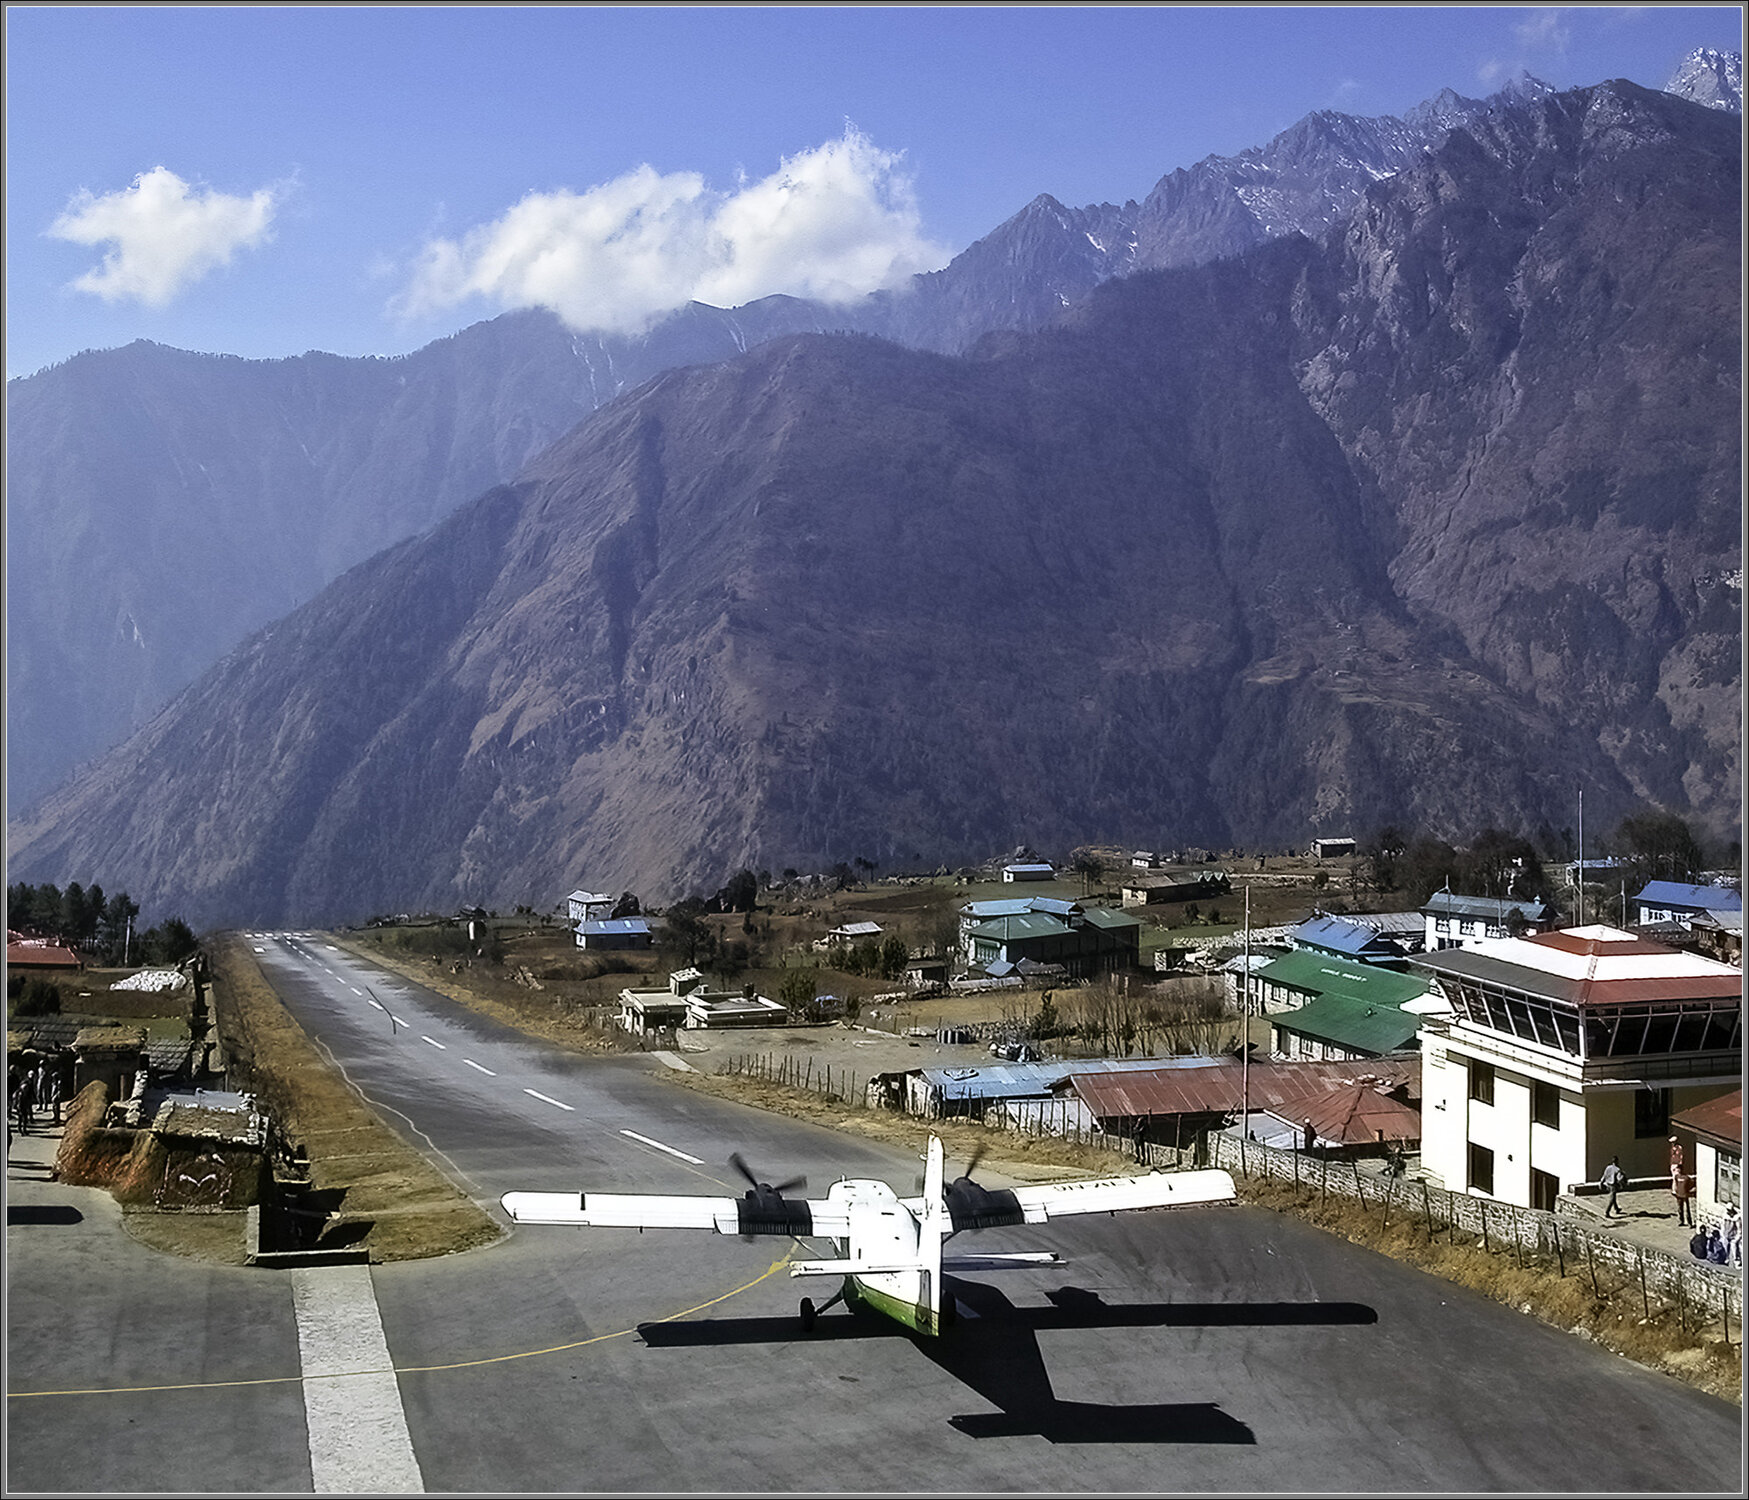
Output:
[[800, 1286, 848, 1333]]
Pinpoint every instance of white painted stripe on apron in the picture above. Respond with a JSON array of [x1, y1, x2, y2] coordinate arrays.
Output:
[[292, 1265, 424, 1494]]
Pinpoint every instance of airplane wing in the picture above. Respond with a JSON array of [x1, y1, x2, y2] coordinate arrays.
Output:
[[919, 1167, 1236, 1232], [501, 1190, 852, 1238]]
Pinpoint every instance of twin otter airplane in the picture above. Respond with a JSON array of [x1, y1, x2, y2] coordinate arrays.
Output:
[[502, 1135, 1236, 1337]]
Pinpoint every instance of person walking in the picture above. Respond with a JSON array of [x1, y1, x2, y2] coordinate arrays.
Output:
[[12, 1069, 36, 1137], [1723, 1205, 1741, 1267], [1599, 1156, 1627, 1217], [1672, 1160, 1696, 1227]]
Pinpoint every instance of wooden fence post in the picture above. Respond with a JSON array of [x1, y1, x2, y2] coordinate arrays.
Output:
[[1353, 1161, 1365, 1210], [1585, 1237, 1599, 1299], [1638, 1248, 1650, 1321], [1381, 1175, 1393, 1231], [1480, 1201, 1490, 1254], [1555, 1222, 1565, 1278], [1421, 1182, 1434, 1242]]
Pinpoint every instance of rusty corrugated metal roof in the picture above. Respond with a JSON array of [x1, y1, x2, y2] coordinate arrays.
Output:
[[1672, 1088, 1741, 1150], [1071, 1056, 1418, 1121]]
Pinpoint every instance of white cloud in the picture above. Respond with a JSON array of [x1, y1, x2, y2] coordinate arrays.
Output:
[[48, 166, 282, 306], [1479, 6, 1576, 87], [395, 127, 951, 336]]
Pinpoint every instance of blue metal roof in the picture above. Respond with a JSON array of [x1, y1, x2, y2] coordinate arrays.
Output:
[[918, 1056, 1221, 1101], [1635, 881, 1742, 913], [579, 918, 652, 935], [1290, 914, 1391, 956]]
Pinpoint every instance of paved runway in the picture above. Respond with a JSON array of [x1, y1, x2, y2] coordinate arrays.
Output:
[[7, 932, 1744, 1492]]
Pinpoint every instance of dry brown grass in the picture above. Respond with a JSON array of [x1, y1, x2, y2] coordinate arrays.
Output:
[[200, 933, 504, 1262]]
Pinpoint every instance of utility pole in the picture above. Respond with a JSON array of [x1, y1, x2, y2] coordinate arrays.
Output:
[[1241, 883, 1251, 1140]]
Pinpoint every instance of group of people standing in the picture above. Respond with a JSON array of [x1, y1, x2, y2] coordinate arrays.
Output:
[[8, 1053, 68, 1137], [1599, 1140, 1740, 1266]]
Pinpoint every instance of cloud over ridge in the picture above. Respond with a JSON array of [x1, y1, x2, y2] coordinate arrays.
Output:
[[49, 166, 281, 306], [397, 127, 951, 335]]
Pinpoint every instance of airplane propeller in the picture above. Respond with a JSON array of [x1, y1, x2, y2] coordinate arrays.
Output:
[[727, 1153, 811, 1242], [729, 1153, 807, 1197]]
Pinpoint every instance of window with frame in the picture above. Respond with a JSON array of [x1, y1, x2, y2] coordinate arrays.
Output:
[[1633, 1087, 1670, 1139], [1468, 1142, 1495, 1195], [1531, 1079, 1560, 1129], [1718, 1151, 1741, 1209], [1468, 1059, 1495, 1106], [1530, 1167, 1559, 1214]]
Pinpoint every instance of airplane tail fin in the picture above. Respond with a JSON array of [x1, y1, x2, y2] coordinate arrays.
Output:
[[921, 1135, 946, 1330]]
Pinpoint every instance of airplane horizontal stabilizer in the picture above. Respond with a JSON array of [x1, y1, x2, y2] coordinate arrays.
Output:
[[940, 1251, 1063, 1271], [1011, 1167, 1236, 1220], [789, 1258, 923, 1277]]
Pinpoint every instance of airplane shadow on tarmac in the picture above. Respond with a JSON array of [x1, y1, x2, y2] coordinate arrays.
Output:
[[638, 1278, 1378, 1444]]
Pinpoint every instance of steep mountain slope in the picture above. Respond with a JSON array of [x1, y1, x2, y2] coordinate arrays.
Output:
[[9, 80, 1738, 928], [4, 71, 1599, 806], [3, 296, 832, 804]]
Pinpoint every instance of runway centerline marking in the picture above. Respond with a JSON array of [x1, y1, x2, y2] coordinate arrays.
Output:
[[621, 1129, 704, 1165], [421, 1036, 446, 1050], [464, 1060, 495, 1075]]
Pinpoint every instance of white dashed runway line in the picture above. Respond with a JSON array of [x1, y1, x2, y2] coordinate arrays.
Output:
[[621, 1128, 704, 1165], [524, 1088, 574, 1111], [291, 1266, 424, 1493]]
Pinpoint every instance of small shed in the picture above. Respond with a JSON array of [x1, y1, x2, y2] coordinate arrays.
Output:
[[1002, 863, 1056, 883]]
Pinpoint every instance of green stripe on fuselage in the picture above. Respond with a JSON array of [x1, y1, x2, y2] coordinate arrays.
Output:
[[847, 1275, 937, 1337]]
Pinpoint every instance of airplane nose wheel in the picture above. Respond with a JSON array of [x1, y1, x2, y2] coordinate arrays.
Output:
[[799, 1296, 817, 1332]]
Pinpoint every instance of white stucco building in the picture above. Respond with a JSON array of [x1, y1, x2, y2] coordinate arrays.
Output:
[[1413, 925, 1741, 1212]]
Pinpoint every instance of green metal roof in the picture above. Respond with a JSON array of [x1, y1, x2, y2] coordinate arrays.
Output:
[[969, 913, 1067, 940], [1269, 992, 1422, 1055], [1255, 949, 1428, 1008], [1079, 907, 1143, 931]]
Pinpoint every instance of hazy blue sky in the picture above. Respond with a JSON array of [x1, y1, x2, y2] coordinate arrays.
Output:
[[6, 5, 1741, 378]]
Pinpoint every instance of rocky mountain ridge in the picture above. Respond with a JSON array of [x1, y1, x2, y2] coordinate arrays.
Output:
[[8, 78, 1738, 929], [6, 63, 1663, 807]]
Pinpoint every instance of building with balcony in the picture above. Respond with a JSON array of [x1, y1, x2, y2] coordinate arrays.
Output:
[[1413, 925, 1741, 1213]]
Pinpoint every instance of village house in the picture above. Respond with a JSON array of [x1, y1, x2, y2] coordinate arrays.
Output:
[[960, 897, 1141, 979], [1671, 1088, 1741, 1231], [575, 917, 654, 951], [813, 920, 883, 952], [1632, 880, 1743, 932], [1309, 837, 1356, 860], [6, 932, 84, 972], [566, 889, 614, 925], [1421, 890, 1554, 951], [1119, 871, 1229, 909], [1246, 949, 1431, 1018], [1069, 1055, 1421, 1161], [1288, 912, 1413, 968], [615, 968, 786, 1032], [1412, 925, 1741, 1214], [1269, 993, 1423, 1063], [1002, 861, 1056, 882]]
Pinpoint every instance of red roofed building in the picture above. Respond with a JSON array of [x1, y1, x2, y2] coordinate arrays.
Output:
[[1413, 925, 1741, 1212], [6, 932, 83, 971], [1671, 1088, 1741, 1228], [1070, 1056, 1419, 1157]]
